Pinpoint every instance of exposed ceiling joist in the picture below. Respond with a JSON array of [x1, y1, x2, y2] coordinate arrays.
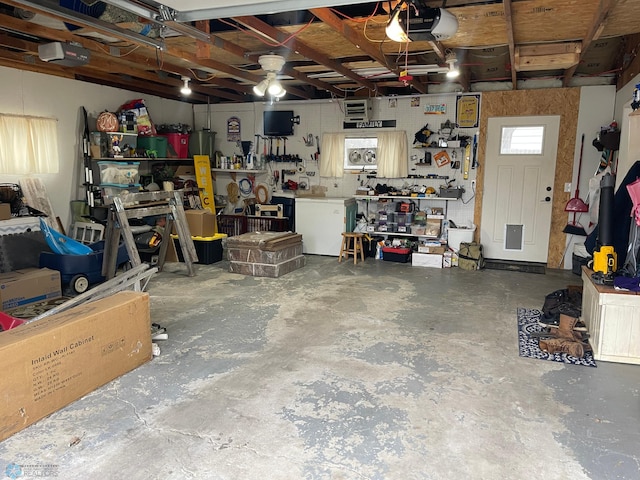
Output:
[[309, 7, 427, 95], [502, 0, 517, 89], [232, 14, 379, 95], [563, 0, 619, 86]]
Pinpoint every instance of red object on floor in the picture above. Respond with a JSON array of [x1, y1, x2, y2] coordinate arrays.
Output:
[[0, 311, 25, 331]]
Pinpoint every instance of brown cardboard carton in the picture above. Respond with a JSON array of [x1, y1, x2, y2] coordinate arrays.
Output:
[[0, 291, 151, 442], [0, 268, 62, 312], [185, 210, 217, 237], [0, 203, 11, 220]]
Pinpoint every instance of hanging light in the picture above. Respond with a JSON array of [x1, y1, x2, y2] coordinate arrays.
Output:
[[180, 76, 192, 95], [253, 78, 269, 97], [385, 4, 410, 43], [385, 1, 458, 43], [445, 52, 460, 78], [254, 54, 287, 99]]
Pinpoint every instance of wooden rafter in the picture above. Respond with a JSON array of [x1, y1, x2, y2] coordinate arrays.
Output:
[[563, 0, 619, 87], [0, 13, 247, 102], [309, 7, 426, 95], [232, 14, 379, 95], [503, 0, 517, 89], [205, 29, 344, 97]]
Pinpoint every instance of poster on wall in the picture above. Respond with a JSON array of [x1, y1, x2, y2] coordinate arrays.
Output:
[[456, 94, 481, 128], [424, 103, 446, 115], [227, 116, 241, 142]]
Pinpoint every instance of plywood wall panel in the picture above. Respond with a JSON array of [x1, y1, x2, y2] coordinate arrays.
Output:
[[474, 88, 580, 268]]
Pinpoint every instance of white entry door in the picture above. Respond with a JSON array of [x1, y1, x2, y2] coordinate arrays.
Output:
[[481, 116, 560, 263]]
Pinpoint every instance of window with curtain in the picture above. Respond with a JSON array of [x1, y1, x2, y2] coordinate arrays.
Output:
[[319, 133, 346, 177], [376, 130, 408, 178], [0, 114, 60, 174]]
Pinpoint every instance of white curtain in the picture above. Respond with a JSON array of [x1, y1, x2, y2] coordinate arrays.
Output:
[[319, 133, 346, 177], [0, 114, 59, 174], [377, 130, 408, 178]]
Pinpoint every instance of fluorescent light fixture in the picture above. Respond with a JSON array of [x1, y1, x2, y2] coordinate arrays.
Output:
[[180, 76, 192, 95]]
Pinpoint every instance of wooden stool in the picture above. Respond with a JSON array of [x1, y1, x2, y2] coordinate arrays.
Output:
[[339, 232, 365, 264]]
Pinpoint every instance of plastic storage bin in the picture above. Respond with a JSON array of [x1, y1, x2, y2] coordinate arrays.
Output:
[[172, 233, 227, 264], [382, 247, 412, 263], [161, 133, 190, 158], [137, 135, 168, 158], [448, 224, 476, 251], [97, 161, 140, 186]]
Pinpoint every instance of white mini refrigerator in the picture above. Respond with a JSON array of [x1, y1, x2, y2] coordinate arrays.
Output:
[[295, 197, 357, 256]]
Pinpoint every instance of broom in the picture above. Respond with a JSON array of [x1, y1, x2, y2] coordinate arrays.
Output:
[[563, 134, 589, 236]]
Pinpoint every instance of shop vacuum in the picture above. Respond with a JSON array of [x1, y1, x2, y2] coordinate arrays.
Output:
[[592, 173, 617, 285]]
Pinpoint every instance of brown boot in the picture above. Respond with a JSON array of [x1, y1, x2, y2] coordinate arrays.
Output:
[[550, 314, 585, 341], [539, 337, 585, 357]]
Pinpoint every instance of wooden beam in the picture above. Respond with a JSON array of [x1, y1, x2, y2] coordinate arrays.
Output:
[[207, 31, 343, 97], [195, 20, 211, 59], [233, 14, 379, 95], [617, 33, 640, 90], [309, 8, 428, 95], [563, 0, 619, 86], [503, 0, 517, 89]]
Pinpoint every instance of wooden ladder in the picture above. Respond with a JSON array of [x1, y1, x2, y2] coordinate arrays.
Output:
[[102, 190, 198, 278]]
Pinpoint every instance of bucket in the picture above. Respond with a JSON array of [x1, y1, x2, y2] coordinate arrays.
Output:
[[189, 129, 216, 158], [448, 224, 476, 251]]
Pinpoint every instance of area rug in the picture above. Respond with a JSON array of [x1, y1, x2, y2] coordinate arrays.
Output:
[[517, 307, 596, 367]]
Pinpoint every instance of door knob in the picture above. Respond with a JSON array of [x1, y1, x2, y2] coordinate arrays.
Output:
[[545, 196, 551, 202]]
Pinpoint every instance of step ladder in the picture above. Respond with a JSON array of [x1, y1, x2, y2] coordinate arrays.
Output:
[[102, 190, 198, 279]]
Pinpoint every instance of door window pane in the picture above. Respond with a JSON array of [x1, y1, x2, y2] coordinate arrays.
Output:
[[500, 126, 544, 155]]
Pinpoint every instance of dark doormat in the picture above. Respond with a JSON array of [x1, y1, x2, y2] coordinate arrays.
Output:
[[517, 307, 596, 367], [485, 258, 546, 274]]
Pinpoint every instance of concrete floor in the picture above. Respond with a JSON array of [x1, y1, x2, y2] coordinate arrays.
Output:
[[1, 255, 639, 479]]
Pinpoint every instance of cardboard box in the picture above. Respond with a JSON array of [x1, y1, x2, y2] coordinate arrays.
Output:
[[418, 245, 446, 254], [0, 291, 151, 442], [0, 268, 62, 312], [412, 252, 443, 268], [0, 203, 11, 220], [185, 209, 217, 237]]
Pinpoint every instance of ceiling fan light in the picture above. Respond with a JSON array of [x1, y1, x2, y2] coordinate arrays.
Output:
[[253, 79, 268, 96], [267, 80, 285, 97], [385, 8, 410, 43], [180, 76, 191, 95]]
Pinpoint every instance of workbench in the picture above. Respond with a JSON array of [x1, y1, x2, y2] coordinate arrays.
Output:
[[582, 266, 640, 364]]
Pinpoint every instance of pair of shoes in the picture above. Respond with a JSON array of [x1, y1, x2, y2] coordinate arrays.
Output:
[[538, 314, 592, 357], [539, 337, 585, 357]]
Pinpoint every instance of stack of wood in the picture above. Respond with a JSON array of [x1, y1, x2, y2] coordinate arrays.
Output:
[[227, 231, 304, 278]]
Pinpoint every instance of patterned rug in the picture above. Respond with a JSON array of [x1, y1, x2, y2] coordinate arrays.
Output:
[[8, 296, 73, 320], [517, 307, 596, 367]]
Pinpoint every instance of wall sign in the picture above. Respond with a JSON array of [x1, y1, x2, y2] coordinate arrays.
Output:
[[425, 103, 447, 115], [456, 94, 481, 128], [343, 120, 396, 129], [227, 116, 241, 141]]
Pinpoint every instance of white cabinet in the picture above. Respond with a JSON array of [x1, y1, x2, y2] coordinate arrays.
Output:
[[295, 197, 356, 256], [581, 267, 640, 364]]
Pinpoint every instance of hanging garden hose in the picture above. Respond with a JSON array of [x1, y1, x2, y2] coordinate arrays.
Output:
[[238, 177, 253, 197]]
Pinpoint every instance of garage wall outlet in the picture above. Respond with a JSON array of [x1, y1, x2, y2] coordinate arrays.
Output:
[[564, 182, 572, 192]]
